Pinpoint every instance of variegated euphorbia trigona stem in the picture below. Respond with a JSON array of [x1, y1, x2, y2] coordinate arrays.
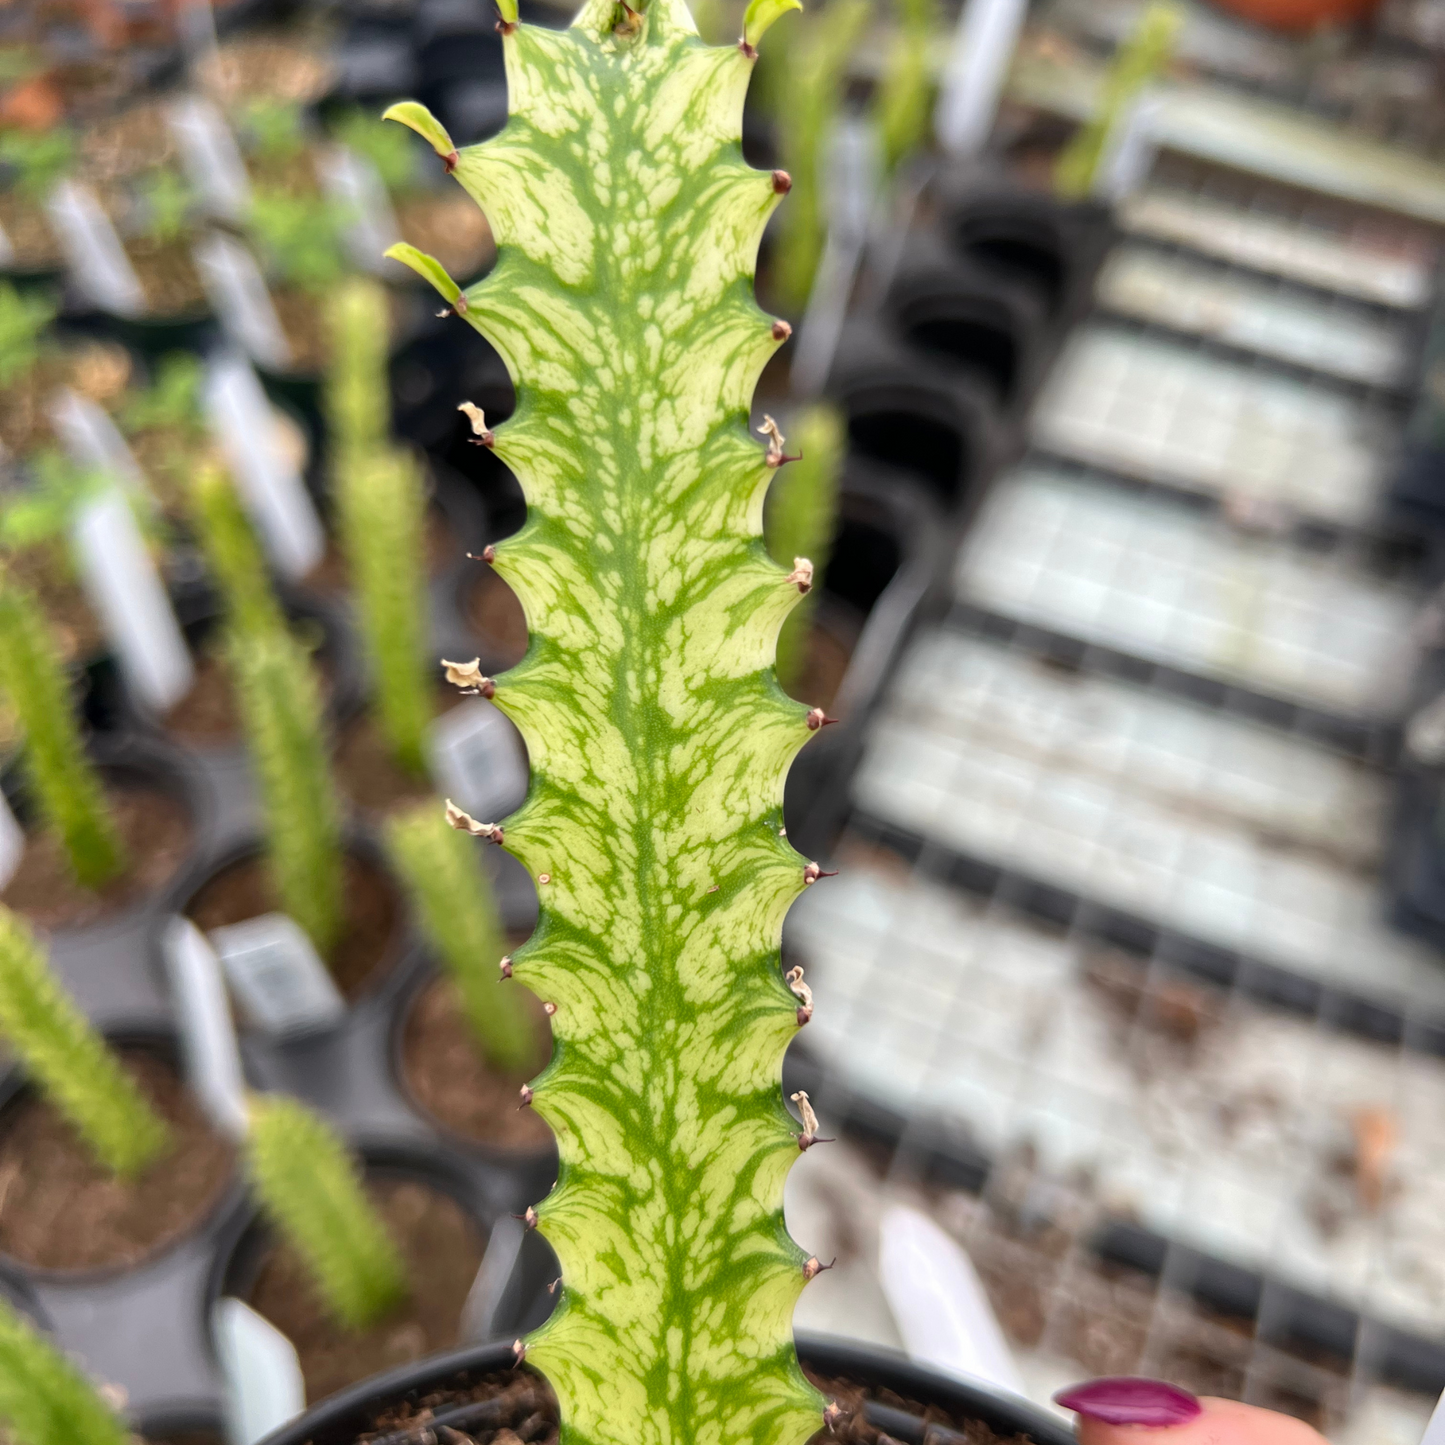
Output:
[[384, 0, 835, 1437]]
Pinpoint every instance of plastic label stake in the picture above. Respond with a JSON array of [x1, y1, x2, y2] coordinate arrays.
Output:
[[461, 1214, 526, 1343], [48, 387, 150, 498], [0, 790, 24, 893], [161, 917, 249, 1141], [428, 699, 530, 822], [194, 232, 293, 372], [204, 353, 325, 580], [45, 180, 146, 317], [71, 488, 195, 713], [214, 1298, 306, 1445], [936, 0, 1030, 159], [209, 913, 346, 1038], [323, 144, 402, 274], [1095, 92, 1163, 202], [169, 95, 251, 223]]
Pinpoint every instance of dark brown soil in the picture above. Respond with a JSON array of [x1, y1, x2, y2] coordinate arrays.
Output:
[[247, 1178, 486, 1405], [128, 237, 210, 319], [198, 37, 334, 109], [1, 786, 192, 929], [397, 193, 495, 282], [186, 853, 403, 1001], [0, 191, 61, 270], [164, 650, 243, 745], [400, 978, 554, 1150], [0, 1051, 234, 1271], [272, 287, 331, 375], [333, 687, 467, 817], [780, 619, 854, 712], [303, 1360, 1039, 1445], [79, 101, 176, 182], [464, 569, 529, 669]]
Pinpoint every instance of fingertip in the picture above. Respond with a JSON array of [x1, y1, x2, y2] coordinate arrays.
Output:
[[1058, 1384, 1329, 1445], [1054, 1378, 1201, 1429]]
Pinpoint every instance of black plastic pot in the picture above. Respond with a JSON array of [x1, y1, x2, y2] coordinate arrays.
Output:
[[1387, 762, 1445, 950], [253, 1334, 1073, 1445], [782, 461, 950, 862], [929, 169, 1116, 340]]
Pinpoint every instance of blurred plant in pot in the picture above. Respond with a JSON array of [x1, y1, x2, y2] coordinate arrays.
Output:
[[237, 97, 310, 178], [766, 405, 843, 695], [188, 461, 287, 645], [875, 0, 938, 175], [246, 1093, 407, 1329], [0, 579, 124, 890], [0, 282, 54, 388], [0, 907, 168, 1173], [326, 279, 429, 777], [0, 1295, 130, 1445], [0, 127, 73, 273], [118, 352, 209, 510], [379, 0, 845, 1434]]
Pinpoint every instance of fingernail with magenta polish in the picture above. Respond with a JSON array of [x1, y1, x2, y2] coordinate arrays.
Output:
[[1054, 1378, 1202, 1428]]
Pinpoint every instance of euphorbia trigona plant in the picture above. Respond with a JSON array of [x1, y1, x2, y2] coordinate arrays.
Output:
[[382, 0, 842, 1438]]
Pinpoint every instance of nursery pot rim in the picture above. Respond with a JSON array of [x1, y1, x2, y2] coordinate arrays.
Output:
[[0, 1026, 250, 1286], [252, 1332, 1074, 1445]]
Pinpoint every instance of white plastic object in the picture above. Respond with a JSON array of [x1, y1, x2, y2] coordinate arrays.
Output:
[[161, 917, 249, 1141], [323, 143, 402, 274], [194, 232, 293, 372], [1420, 1388, 1445, 1445], [0, 790, 24, 893], [209, 913, 346, 1038], [1095, 92, 1164, 203], [45, 181, 146, 317], [214, 1298, 306, 1445], [428, 700, 530, 822], [877, 1204, 1024, 1395], [461, 1214, 526, 1342], [70, 488, 194, 713], [203, 352, 326, 580], [168, 95, 251, 222], [935, 0, 1031, 159], [48, 387, 149, 498]]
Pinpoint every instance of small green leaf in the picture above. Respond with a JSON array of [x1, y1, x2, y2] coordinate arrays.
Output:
[[743, 0, 801, 48], [382, 101, 458, 164], [383, 243, 461, 305]]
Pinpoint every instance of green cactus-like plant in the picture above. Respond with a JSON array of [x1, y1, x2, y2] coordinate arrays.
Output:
[[0, 128, 75, 203], [0, 1295, 129, 1445], [875, 0, 937, 175], [387, 800, 536, 1073], [770, 0, 867, 313], [327, 280, 430, 774], [380, 0, 847, 1437], [230, 629, 344, 954], [245, 1093, 407, 1329], [0, 907, 170, 1178], [249, 188, 352, 295], [137, 168, 196, 245], [1054, 0, 1183, 200], [766, 405, 842, 692], [0, 579, 124, 889], [189, 463, 287, 645]]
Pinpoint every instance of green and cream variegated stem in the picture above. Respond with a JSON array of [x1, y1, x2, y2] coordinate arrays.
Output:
[[382, 0, 833, 1440]]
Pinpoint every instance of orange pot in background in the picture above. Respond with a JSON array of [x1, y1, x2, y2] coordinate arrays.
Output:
[[1210, 0, 1382, 31]]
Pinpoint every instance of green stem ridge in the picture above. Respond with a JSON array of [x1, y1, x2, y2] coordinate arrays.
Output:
[[0, 906, 170, 1178], [0, 1295, 129, 1445], [387, 800, 537, 1073], [245, 1093, 407, 1330], [389, 3, 828, 1439], [0, 582, 124, 890], [190, 463, 288, 644], [230, 630, 344, 955]]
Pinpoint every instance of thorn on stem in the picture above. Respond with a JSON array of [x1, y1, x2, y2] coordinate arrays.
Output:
[[495, 16, 516, 32], [512, 1339, 526, 1364], [519, 1085, 534, 1108], [547, 1276, 562, 1295], [441, 657, 496, 697], [538, 872, 552, 885], [542, 1001, 558, 1017], [772, 319, 792, 341], [499, 955, 513, 979], [790, 1090, 834, 1150], [443, 148, 460, 172], [454, 294, 470, 314], [458, 401, 495, 447], [823, 1402, 846, 1434], [802, 861, 837, 885], [772, 169, 792, 194], [758, 414, 786, 466], [784, 558, 814, 594], [482, 544, 496, 564], [518, 1205, 538, 1230], [739, 37, 757, 57], [805, 707, 838, 731], [787, 965, 813, 1024], [446, 800, 504, 844], [803, 1255, 837, 1281]]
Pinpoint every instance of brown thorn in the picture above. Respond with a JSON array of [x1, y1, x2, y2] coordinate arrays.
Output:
[[518, 1085, 533, 1108], [542, 1001, 558, 1017], [517, 1205, 538, 1230], [802, 1255, 837, 1281], [499, 955, 513, 979], [797, 1004, 813, 1027], [512, 1339, 526, 1364], [495, 17, 517, 32], [547, 1276, 563, 1295], [823, 1402, 846, 1435], [739, 37, 757, 58], [771, 319, 792, 341], [805, 707, 838, 731], [802, 862, 838, 885], [454, 294, 470, 314], [766, 450, 802, 469], [443, 149, 460, 172], [772, 169, 792, 194], [482, 544, 496, 563], [798, 1133, 836, 1151]]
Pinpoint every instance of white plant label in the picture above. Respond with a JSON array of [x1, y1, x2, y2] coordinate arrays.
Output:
[[45, 180, 146, 317], [214, 1298, 306, 1445], [168, 95, 251, 223], [323, 143, 401, 275], [204, 352, 325, 579], [1095, 92, 1163, 203], [0, 791, 24, 894], [936, 0, 1030, 159], [194, 231, 292, 372], [210, 912, 346, 1038], [461, 1214, 525, 1343], [428, 699, 530, 822], [162, 917, 249, 1140], [71, 488, 194, 713], [48, 387, 149, 498]]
